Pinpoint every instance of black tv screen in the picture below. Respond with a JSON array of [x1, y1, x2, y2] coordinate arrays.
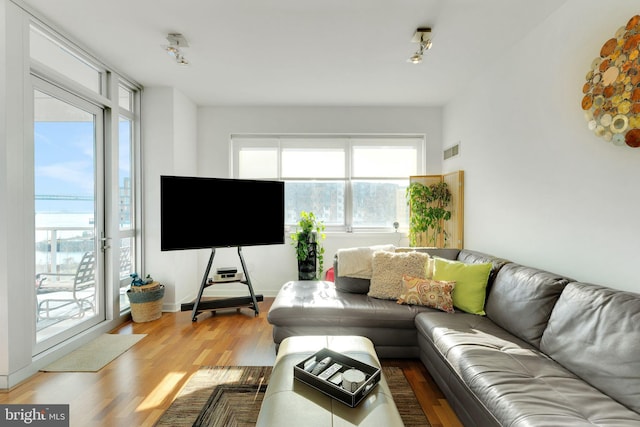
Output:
[[160, 175, 285, 251]]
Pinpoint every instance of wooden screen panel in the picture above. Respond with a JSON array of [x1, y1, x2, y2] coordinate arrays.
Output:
[[409, 171, 464, 248], [443, 170, 464, 249]]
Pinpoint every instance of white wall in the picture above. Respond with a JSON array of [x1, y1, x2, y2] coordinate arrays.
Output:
[[142, 87, 200, 310], [443, 0, 640, 291], [187, 106, 441, 300], [0, 0, 13, 388], [0, 0, 41, 389]]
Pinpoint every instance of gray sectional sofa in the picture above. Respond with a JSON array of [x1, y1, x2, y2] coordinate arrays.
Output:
[[267, 248, 640, 426]]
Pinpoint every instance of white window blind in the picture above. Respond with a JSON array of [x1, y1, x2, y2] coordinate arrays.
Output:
[[232, 135, 425, 231]]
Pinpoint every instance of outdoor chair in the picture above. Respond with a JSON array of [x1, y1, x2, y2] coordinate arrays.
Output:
[[36, 250, 96, 319]]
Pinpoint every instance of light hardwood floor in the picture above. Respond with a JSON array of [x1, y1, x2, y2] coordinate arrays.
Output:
[[0, 298, 463, 427]]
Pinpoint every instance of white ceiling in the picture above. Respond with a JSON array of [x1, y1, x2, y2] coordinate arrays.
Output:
[[19, 0, 566, 107]]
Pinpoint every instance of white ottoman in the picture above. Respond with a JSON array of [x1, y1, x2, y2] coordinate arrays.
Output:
[[256, 336, 404, 427]]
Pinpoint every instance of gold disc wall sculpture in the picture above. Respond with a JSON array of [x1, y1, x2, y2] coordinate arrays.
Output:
[[582, 15, 640, 148]]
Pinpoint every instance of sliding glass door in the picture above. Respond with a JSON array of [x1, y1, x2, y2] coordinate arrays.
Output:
[[33, 80, 105, 349]]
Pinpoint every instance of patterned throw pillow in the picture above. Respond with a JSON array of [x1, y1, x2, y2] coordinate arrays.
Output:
[[397, 275, 456, 313]]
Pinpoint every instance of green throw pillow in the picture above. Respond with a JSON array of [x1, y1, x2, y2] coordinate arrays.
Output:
[[432, 258, 492, 315]]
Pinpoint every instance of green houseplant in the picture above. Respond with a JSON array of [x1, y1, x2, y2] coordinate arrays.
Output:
[[290, 211, 326, 280], [406, 181, 452, 247]]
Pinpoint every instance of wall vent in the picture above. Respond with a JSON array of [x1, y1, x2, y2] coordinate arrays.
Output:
[[443, 143, 460, 160]]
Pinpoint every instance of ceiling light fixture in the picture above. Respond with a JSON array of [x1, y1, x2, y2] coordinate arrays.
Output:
[[408, 27, 432, 64], [164, 33, 190, 66]]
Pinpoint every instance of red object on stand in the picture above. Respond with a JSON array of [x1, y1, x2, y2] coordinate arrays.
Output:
[[325, 267, 335, 282]]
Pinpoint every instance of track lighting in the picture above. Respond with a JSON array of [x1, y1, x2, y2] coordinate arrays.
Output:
[[408, 28, 432, 64], [164, 33, 190, 66]]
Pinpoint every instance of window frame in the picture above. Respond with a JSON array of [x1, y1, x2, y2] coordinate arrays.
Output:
[[29, 21, 108, 101], [231, 134, 425, 232], [27, 17, 143, 336]]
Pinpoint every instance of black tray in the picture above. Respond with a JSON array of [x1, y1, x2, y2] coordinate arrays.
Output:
[[293, 348, 381, 407]]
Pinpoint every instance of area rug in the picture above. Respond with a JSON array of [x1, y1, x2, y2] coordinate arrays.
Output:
[[41, 333, 146, 372], [155, 366, 430, 427]]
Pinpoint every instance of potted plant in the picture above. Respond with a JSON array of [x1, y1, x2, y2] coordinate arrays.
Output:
[[406, 181, 452, 247], [290, 211, 326, 280], [126, 273, 165, 322]]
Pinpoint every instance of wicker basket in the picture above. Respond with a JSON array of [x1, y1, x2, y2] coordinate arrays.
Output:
[[127, 283, 165, 323], [129, 281, 161, 293]]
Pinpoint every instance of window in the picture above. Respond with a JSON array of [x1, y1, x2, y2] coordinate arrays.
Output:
[[118, 85, 133, 111], [117, 81, 139, 312], [29, 20, 141, 349], [30, 24, 104, 95], [232, 135, 424, 231]]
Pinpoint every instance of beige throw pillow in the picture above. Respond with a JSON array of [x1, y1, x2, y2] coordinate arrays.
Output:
[[368, 251, 430, 300]]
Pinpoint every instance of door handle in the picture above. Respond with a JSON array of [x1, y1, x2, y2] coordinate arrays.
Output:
[[100, 233, 112, 251]]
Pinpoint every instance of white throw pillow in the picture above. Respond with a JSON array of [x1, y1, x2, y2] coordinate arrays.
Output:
[[336, 244, 395, 279]]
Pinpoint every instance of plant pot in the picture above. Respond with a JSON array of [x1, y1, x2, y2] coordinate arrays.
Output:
[[298, 257, 317, 280], [297, 242, 317, 280], [127, 283, 164, 322]]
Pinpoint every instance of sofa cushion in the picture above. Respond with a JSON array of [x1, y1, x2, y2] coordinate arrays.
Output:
[[415, 311, 640, 426], [397, 275, 456, 313], [456, 249, 510, 290], [484, 263, 570, 348], [268, 280, 435, 329], [333, 256, 373, 294], [433, 258, 491, 315], [368, 251, 429, 300], [267, 280, 437, 357], [396, 247, 461, 260], [540, 282, 640, 414]]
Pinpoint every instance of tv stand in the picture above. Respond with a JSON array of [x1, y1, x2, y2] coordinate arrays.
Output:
[[181, 246, 263, 321]]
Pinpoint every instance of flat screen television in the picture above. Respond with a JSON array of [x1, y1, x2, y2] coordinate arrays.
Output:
[[160, 175, 285, 251]]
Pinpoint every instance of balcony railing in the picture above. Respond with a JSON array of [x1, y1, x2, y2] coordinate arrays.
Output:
[[36, 226, 95, 277]]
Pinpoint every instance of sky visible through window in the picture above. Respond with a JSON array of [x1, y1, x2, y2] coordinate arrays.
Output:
[[35, 121, 94, 213], [34, 121, 130, 214]]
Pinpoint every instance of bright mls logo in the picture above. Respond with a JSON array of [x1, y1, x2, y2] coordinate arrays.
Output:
[[0, 405, 69, 426]]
